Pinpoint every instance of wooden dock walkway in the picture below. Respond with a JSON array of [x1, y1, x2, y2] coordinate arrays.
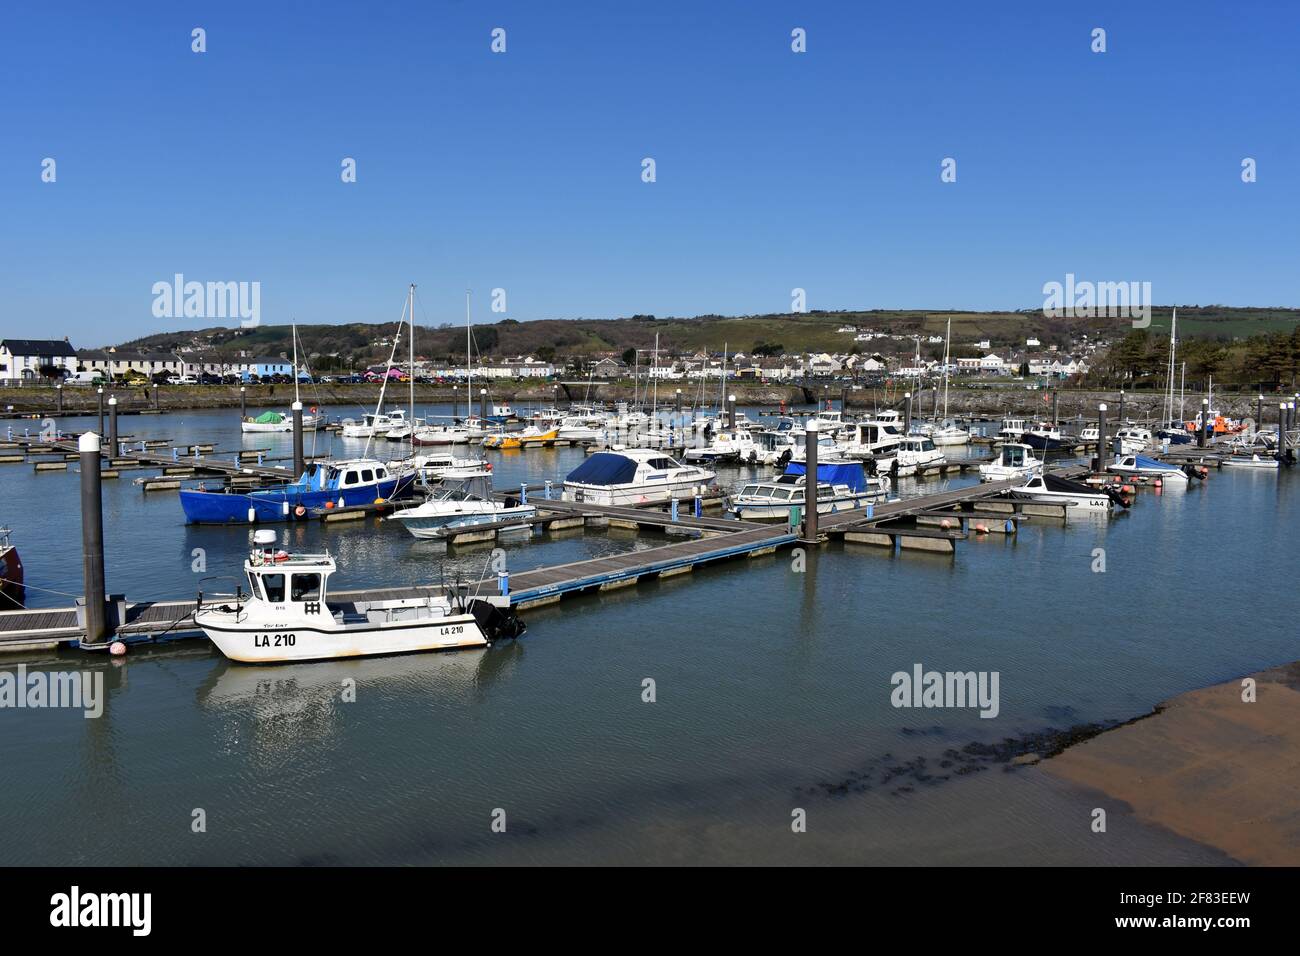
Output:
[[3, 434, 297, 483]]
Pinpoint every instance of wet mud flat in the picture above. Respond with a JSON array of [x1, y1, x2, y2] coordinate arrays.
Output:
[[1044, 662, 1300, 865]]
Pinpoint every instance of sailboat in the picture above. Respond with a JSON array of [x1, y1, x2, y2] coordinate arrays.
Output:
[[414, 290, 478, 445], [930, 318, 970, 446], [239, 323, 320, 433], [1155, 308, 1192, 445]]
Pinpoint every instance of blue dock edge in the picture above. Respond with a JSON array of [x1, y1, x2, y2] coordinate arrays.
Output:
[[505, 531, 798, 606]]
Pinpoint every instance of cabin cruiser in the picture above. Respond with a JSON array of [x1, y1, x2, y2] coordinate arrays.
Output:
[[482, 425, 558, 449], [240, 410, 320, 433], [412, 422, 471, 445], [408, 452, 491, 487], [683, 427, 758, 463], [179, 458, 415, 523], [1020, 423, 1075, 451], [1106, 454, 1191, 484], [840, 421, 904, 460], [997, 418, 1028, 441], [390, 471, 536, 538], [1079, 425, 1099, 443], [556, 413, 609, 442], [1010, 473, 1129, 512], [193, 530, 524, 662], [562, 449, 714, 506], [341, 409, 408, 439], [789, 434, 841, 463], [1114, 426, 1153, 455], [726, 460, 889, 521], [871, 409, 905, 433], [894, 435, 945, 477], [978, 443, 1043, 482]]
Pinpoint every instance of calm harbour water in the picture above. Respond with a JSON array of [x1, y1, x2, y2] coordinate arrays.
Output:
[[0, 406, 1294, 865]]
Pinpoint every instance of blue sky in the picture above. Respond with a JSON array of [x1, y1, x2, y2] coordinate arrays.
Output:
[[2, 0, 1296, 344]]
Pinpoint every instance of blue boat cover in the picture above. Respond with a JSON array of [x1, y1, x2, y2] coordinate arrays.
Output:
[[783, 460, 866, 492], [566, 453, 640, 485], [1134, 455, 1175, 470]]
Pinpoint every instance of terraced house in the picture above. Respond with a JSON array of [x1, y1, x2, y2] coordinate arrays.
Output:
[[0, 338, 78, 380]]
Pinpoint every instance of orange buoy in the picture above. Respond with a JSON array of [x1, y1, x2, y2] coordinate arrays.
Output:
[[973, 523, 988, 534], [940, 519, 951, 530], [324, 500, 334, 509], [294, 505, 306, 517]]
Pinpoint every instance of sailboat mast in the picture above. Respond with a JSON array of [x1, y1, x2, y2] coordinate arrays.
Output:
[[465, 289, 472, 420], [1166, 307, 1177, 426], [942, 318, 951, 419], [408, 283, 416, 440]]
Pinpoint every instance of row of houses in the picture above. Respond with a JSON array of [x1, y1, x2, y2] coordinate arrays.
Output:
[[0, 339, 294, 381]]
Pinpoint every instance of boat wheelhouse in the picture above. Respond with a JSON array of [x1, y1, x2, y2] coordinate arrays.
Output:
[[562, 449, 714, 506], [1114, 426, 1153, 455], [997, 418, 1029, 441], [726, 460, 888, 521], [895, 435, 945, 476], [193, 530, 523, 662], [841, 421, 904, 459], [179, 458, 414, 524]]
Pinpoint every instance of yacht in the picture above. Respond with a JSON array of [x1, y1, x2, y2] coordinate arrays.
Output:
[[1114, 426, 1153, 455], [556, 413, 609, 442], [562, 449, 714, 506], [726, 460, 889, 521], [412, 422, 471, 446], [1010, 473, 1128, 512], [193, 530, 523, 662], [407, 452, 490, 487], [978, 443, 1043, 482], [390, 471, 536, 538], [930, 419, 971, 447], [683, 427, 758, 463], [841, 421, 904, 459], [240, 410, 320, 433]]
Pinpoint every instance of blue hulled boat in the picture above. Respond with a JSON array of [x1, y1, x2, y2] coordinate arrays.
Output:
[[179, 458, 414, 524]]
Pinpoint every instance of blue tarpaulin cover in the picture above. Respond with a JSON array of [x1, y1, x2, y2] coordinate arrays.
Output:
[[566, 453, 640, 486], [1134, 455, 1176, 470], [783, 460, 866, 492]]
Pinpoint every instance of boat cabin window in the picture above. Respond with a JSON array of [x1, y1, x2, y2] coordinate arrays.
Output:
[[361, 468, 374, 483], [291, 573, 321, 602], [376, 467, 387, 479], [647, 457, 679, 470], [246, 572, 263, 600], [261, 573, 286, 603], [344, 471, 359, 486]]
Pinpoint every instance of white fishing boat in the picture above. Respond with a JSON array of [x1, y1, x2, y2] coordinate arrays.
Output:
[[997, 418, 1029, 441], [726, 460, 889, 520], [1106, 454, 1189, 483], [894, 435, 945, 476], [193, 530, 524, 662], [683, 426, 758, 463], [408, 452, 491, 486], [563, 449, 714, 506], [412, 422, 471, 445], [389, 471, 535, 538], [341, 408, 408, 439], [840, 420, 904, 459], [978, 443, 1043, 482], [1010, 473, 1126, 512]]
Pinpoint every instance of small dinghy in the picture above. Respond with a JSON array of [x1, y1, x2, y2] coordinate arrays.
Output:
[[1221, 454, 1280, 470], [1106, 454, 1192, 483], [193, 530, 524, 663]]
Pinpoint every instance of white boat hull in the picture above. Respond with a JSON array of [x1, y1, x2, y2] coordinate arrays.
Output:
[[199, 612, 487, 662], [564, 479, 710, 506]]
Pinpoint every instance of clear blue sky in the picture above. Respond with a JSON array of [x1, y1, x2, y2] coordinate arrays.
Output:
[[2, 0, 1296, 345]]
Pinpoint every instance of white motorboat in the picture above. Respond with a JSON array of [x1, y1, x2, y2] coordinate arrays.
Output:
[[412, 422, 471, 445], [389, 471, 536, 538], [840, 420, 904, 459], [683, 427, 758, 463], [1010, 473, 1127, 512], [894, 435, 945, 477], [562, 449, 714, 506], [556, 413, 609, 442], [978, 443, 1043, 482], [240, 410, 320, 433], [1106, 454, 1190, 483], [930, 419, 971, 447], [1114, 426, 1153, 455], [789, 434, 841, 463], [341, 408, 408, 439], [997, 418, 1029, 441], [407, 452, 491, 486], [726, 460, 889, 521], [1221, 453, 1279, 470], [193, 530, 523, 662], [1079, 425, 1099, 443]]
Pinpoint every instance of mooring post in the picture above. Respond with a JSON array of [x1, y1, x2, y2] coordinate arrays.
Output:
[[479, 388, 487, 421], [801, 420, 819, 543], [291, 400, 304, 478], [1279, 403, 1288, 457], [840, 387, 848, 414], [1095, 403, 1108, 472], [498, 569, 509, 597], [1258, 394, 1265, 435], [675, 388, 682, 412], [108, 395, 118, 455], [728, 393, 737, 429], [154, 385, 160, 410], [670, 495, 679, 522], [1198, 398, 1209, 447], [694, 493, 702, 518], [239, 385, 246, 420], [520, 483, 528, 505], [1117, 389, 1125, 425], [96, 387, 104, 434], [79, 432, 107, 644], [904, 392, 912, 434], [1051, 390, 1059, 425], [56, 383, 63, 414]]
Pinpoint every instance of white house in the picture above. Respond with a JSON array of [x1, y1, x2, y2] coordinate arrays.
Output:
[[979, 353, 1008, 374], [1, 339, 78, 379]]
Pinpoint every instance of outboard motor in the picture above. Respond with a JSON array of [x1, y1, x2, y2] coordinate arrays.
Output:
[[470, 600, 527, 640], [1103, 485, 1133, 509], [777, 448, 792, 468]]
